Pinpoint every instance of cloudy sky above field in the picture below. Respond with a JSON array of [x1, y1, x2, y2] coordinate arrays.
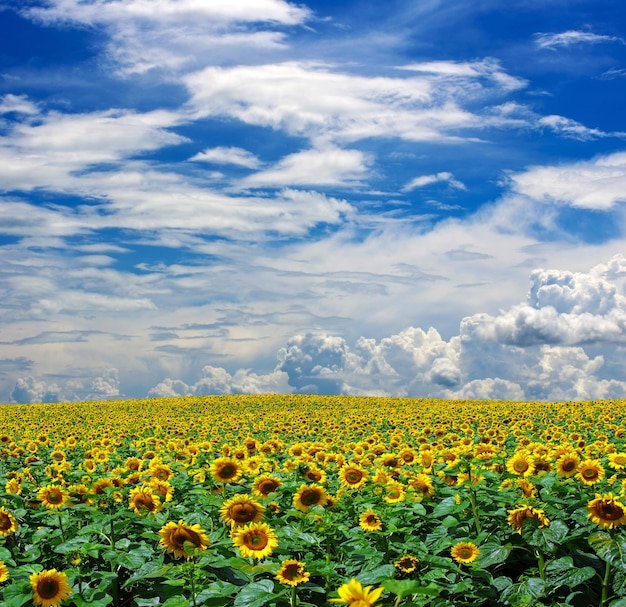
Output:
[[2, 0, 626, 403]]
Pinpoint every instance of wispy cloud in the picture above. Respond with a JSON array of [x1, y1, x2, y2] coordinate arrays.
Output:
[[402, 172, 466, 192], [189, 146, 262, 169], [535, 30, 625, 50]]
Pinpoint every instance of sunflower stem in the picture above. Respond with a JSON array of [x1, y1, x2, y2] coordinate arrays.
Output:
[[290, 585, 297, 607], [535, 550, 546, 582], [57, 512, 66, 542], [600, 558, 612, 607]]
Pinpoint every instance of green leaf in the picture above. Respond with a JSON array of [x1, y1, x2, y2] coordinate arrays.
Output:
[[545, 556, 596, 589], [589, 531, 625, 565], [383, 579, 441, 599], [609, 599, 626, 607], [432, 496, 468, 518], [71, 594, 113, 607], [162, 596, 190, 607], [476, 543, 511, 567], [233, 580, 278, 607], [357, 564, 396, 585], [2, 580, 32, 607]]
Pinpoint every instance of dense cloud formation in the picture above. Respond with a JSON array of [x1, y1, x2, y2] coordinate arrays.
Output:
[[138, 256, 626, 402]]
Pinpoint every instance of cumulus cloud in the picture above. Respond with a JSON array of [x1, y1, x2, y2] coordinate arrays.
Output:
[[148, 365, 289, 396], [10, 368, 121, 404], [0, 94, 39, 115], [138, 255, 626, 401], [535, 30, 624, 50]]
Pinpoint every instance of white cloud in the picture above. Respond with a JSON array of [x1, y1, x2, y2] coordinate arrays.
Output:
[[402, 171, 465, 192], [535, 30, 624, 50], [538, 115, 624, 141], [240, 147, 371, 188], [183, 60, 526, 144], [509, 151, 626, 210], [0, 94, 39, 115], [25, 0, 311, 75], [189, 146, 262, 169]]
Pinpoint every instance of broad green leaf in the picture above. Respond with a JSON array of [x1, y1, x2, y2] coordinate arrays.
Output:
[[589, 531, 625, 565], [476, 543, 511, 567], [383, 579, 441, 599], [233, 580, 278, 607], [357, 564, 396, 585], [545, 556, 595, 589]]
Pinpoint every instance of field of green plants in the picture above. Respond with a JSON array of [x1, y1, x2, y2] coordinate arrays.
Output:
[[1, 394, 626, 607]]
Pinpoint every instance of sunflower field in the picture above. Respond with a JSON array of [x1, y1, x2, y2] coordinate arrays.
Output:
[[1, 395, 626, 607]]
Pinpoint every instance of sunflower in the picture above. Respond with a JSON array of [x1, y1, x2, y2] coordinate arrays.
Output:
[[5, 478, 21, 495], [507, 505, 550, 533], [293, 484, 329, 512], [302, 465, 327, 484], [37, 485, 69, 509], [232, 522, 278, 560], [577, 459, 605, 485], [149, 479, 174, 503], [608, 453, 626, 472], [359, 510, 382, 532], [409, 473, 435, 499], [275, 559, 310, 587], [30, 569, 72, 607], [555, 452, 581, 478], [129, 486, 163, 515], [587, 494, 626, 529], [252, 474, 282, 497], [394, 555, 419, 573], [220, 494, 265, 526], [338, 464, 368, 490], [384, 481, 406, 503], [329, 578, 383, 606], [209, 457, 242, 484], [506, 451, 534, 477], [0, 561, 9, 583], [451, 541, 480, 565], [158, 520, 210, 559], [149, 462, 174, 483]]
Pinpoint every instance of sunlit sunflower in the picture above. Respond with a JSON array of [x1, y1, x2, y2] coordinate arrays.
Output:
[[506, 451, 534, 477], [5, 478, 21, 495], [124, 457, 143, 472], [129, 486, 163, 515], [359, 510, 382, 532], [0, 508, 17, 536], [252, 474, 282, 497], [67, 484, 92, 505], [338, 464, 368, 490], [329, 578, 383, 606], [0, 561, 9, 583], [275, 559, 310, 587], [409, 473, 435, 499], [149, 479, 174, 503], [384, 481, 406, 503], [555, 452, 581, 478], [293, 484, 329, 512], [587, 494, 626, 529], [30, 569, 72, 607], [209, 457, 242, 484], [507, 505, 550, 533], [149, 462, 174, 483], [450, 541, 480, 565], [608, 453, 626, 472], [37, 485, 69, 509], [158, 520, 210, 559], [577, 459, 605, 485], [394, 555, 419, 573], [220, 494, 265, 526], [232, 522, 278, 560]]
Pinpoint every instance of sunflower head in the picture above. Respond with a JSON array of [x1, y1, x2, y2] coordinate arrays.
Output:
[[210, 457, 242, 484], [37, 485, 69, 510], [339, 464, 368, 489], [158, 520, 210, 559], [587, 494, 626, 529], [293, 484, 329, 512], [30, 569, 72, 607], [507, 505, 550, 534], [275, 559, 310, 587], [394, 555, 419, 573], [329, 578, 384, 605], [359, 510, 383, 532], [0, 508, 18, 537], [232, 522, 278, 560], [129, 486, 163, 515], [220, 494, 265, 526], [0, 561, 9, 583], [252, 474, 282, 497], [578, 460, 605, 485], [450, 541, 480, 565]]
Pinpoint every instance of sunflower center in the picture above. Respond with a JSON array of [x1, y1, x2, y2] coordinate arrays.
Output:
[[231, 503, 257, 523], [0, 514, 11, 530], [582, 468, 599, 479], [283, 564, 301, 580], [513, 460, 529, 472], [345, 470, 363, 483], [301, 489, 321, 506], [599, 502, 624, 520], [37, 579, 60, 599], [561, 460, 577, 472], [174, 529, 201, 548], [47, 491, 62, 503], [247, 531, 268, 549], [219, 465, 236, 479], [259, 481, 278, 494]]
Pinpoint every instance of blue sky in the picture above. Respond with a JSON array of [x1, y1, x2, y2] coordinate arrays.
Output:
[[2, 0, 626, 403]]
